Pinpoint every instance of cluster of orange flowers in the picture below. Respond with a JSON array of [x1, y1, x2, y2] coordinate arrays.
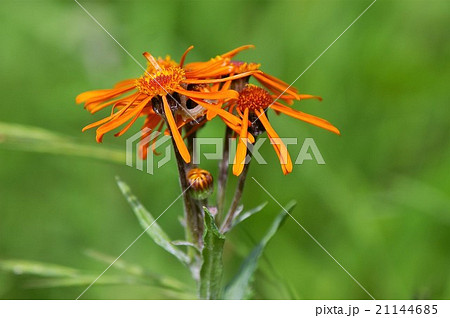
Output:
[[76, 45, 340, 175]]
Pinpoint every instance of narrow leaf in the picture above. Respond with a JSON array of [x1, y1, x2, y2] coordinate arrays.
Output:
[[84, 249, 145, 277], [116, 177, 190, 265], [85, 249, 188, 291], [0, 122, 124, 163], [27, 275, 194, 298], [199, 207, 225, 300], [224, 201, 296, 300], [25, 275, 138, 288], [0, 260, 80, 277], [171, 241, 201, 252], [232, 202, 268, 228], [0, 258, 194, 298]]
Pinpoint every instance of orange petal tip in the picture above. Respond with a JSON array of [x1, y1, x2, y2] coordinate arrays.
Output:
[[232, 164, 244, 176]]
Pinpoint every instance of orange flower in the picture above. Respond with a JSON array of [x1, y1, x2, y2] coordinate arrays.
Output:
[[188, 82, 256, 144], [229, 84, 340, 176], [185, 44, 325, 131], [76, 46, 249, 163], [183, 45, 304, 102]]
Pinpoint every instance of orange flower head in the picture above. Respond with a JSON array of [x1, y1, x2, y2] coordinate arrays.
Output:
[[76, 46, 246, 166], [230, 84, 340, 176], [136, 66, 185, 96], [237, 84, 273, 112]]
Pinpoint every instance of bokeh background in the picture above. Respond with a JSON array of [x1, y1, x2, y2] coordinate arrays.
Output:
[[1, 0, 449, 299]]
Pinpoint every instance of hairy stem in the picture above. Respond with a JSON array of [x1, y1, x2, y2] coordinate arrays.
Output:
[[216, 126, 232, 222], [186, 129, 196, 159], [161, 99, 204, 251], [171, 134, 204, 244], [220, 158, 251, 233]]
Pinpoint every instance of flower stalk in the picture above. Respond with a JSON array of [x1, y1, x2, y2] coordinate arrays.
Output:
[[216, 126, 232, 222], [161, 97, 204, 252], [220, 153, 251, 233]]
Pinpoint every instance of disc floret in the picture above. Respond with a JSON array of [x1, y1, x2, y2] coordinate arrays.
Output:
[[237, 84, 273, 112], [136, 66, 185, 96]]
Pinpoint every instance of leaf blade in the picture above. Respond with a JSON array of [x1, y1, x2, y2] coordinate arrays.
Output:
[[0, 122, 124, 164], [224, 200, 296, 300], [116, 177, 190, 265], [0, 260, 80, 277], [85, 249, 189, 292], [232, 202, 268, 228]]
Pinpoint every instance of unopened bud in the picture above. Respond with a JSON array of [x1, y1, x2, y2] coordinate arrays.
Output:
[[187, 168, 214, 200]]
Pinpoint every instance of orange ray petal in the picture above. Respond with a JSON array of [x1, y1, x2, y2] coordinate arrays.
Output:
[[233, 108, 250, 176], [185, 57, 226, 71], [114, 79, 137, 88], [225, 121, 255, 144], [95, 96, 151, 142], [179, 45, 194, 68], [271, 94, 322, 105], [186, 66, 234, 78], [162, 95, 191, 163], [86, 98, 120, 114], [270, 104, 340, 135], [93, 92, 141, 122], [174, 87, 239, 101], [260, 72, 299, 92], [221, 45, 255, 59], [88, 92, 140, 114], [185, 59, 233, 77], [143, 52, 162, 71], [253, 73, 300, 99], [139, 115, 163, 159], [82, 115, 114, 132], [114, 111, 142, 137], [255, 109, 293, 175], [76, 84, 135, 104], [298, 94, 322, 101], [183, 70, 261, 84], [206, 79, 232, 120], [221, 78, 232, 91], [206, 109, 217, 121], [190, 98, 241, 126]]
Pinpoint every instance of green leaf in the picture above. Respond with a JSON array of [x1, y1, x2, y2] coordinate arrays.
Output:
[[25, 274, 195, 299], [85, 249, 189, 292], [199, 207, 225, 300], [224, 200, 296, 300], [25, 275, 139, 289], [0, 122, 124, 164], [171, 241, 201, 253], [84, 249, 146, 277], [0, 260, 80, 277], [116, 177, 190, 265], [232, 202, 268, 228]]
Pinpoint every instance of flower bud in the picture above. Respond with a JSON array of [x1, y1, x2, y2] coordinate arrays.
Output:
[[187, 168, 214, 200]]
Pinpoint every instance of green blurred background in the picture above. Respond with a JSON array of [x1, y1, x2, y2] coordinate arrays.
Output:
[[1, 0, 449, 299]]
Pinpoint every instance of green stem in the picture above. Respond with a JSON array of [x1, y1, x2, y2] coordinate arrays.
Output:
[[173, 144, 203, 246], [216, 126, 232, 222], [199, 208, 225, 299], [160, 98, 204, 251], [219, 158, 251, 233]]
